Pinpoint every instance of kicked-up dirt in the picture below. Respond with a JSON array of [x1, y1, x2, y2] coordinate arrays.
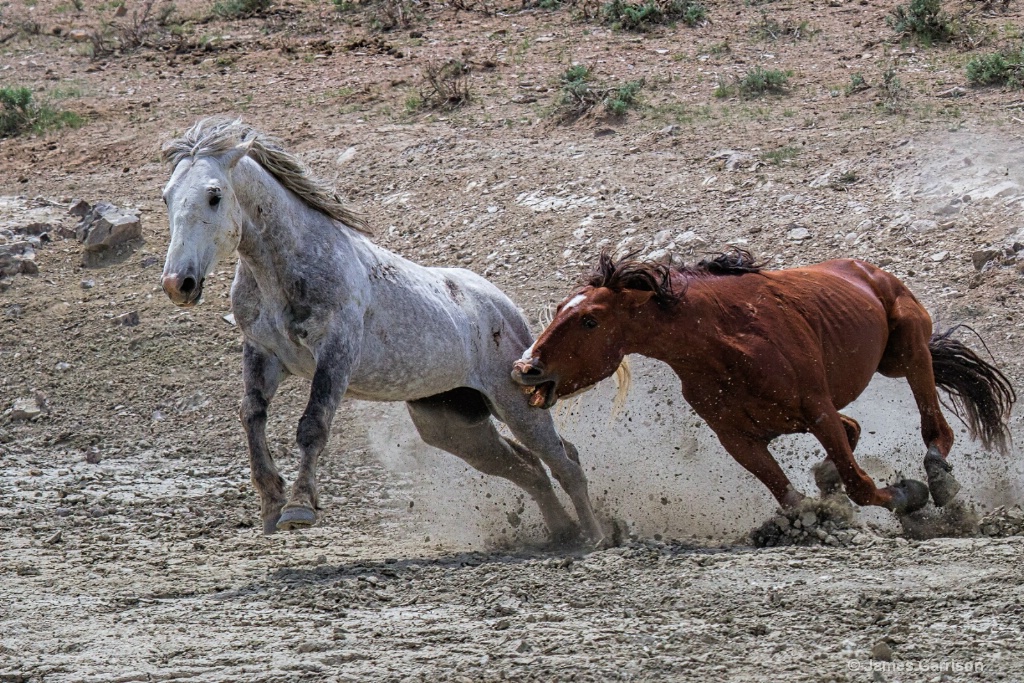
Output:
[[2, 0, 1024, 680]]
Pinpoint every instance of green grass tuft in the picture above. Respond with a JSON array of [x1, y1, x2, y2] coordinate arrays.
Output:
[[0, 86, 83, 138]]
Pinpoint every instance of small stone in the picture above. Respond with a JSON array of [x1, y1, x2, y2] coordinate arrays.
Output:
[[116, 310, 140, 326], [909, 219, 938, 233], [787, 226, 811, 241], [930, 251, 949, 262], [45, 530, 63, 545], [494, 619, 511, 630], [80, 279, 95, 289], [55, 362, 71, 372], [972, 249, 999, 271], [871, 641, 893, 661], [11, 398, 42, 421], [800, 510, 817, 528], [222, 313, 236, 326]]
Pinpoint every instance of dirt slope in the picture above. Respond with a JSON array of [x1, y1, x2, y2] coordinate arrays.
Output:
[[2, 0, 1024, 680]]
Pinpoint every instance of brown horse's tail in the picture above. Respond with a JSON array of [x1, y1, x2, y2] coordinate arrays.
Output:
[[930, 326, 1016, 454]]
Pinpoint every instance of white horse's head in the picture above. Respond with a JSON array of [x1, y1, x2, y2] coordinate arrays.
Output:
[[160, 139, 251, 307]]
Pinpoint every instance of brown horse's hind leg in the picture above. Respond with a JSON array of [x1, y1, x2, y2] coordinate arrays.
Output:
[[809, 407, 929, 514], [813, 414, 860, 496], [716, 433, 805, 509], [879, 296, 959, 506], [406, 389, 578, 544]]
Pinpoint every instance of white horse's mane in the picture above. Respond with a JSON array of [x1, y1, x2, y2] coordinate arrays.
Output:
[[161, 117, 371, 236]]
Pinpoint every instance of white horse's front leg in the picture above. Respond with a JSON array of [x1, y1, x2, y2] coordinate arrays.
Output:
[[239, 342, 287, 534], [277, 335, 355, 531]]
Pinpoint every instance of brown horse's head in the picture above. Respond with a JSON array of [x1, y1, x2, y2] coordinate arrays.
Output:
[[512, 253, 678, 409]]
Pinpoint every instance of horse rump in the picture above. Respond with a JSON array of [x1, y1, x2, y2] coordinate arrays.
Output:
[[930, 326, 1016, 454]]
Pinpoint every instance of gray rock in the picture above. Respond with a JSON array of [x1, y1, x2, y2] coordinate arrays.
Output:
[[788, 226, 811, 241], [909, 219, 938, 233], [972, 249, 999, 271], [871, 641, 893, 661], [77, 202, 142, 252], [676, 230, 707, 247], [68, 198, 91, 217], [11, 398, 42, 421], [116, 310, 140, 327]]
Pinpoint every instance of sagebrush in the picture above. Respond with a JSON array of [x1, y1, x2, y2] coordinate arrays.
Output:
[[0, 86, 83, 138]]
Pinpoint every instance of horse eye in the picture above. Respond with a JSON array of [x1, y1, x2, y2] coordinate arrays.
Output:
[[209, 194, 221, 207], [581, 316, 598, 329]]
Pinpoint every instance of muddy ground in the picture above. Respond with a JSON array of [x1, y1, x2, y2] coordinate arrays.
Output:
[[3, 0, 1024, 680]]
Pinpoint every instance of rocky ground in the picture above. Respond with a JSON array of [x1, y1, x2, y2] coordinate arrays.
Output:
[[3, 0, 1024, 680]]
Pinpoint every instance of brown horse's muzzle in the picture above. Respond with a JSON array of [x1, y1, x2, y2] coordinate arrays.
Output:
[[162, 272, 205, 307], [511, 359, 558, 409]]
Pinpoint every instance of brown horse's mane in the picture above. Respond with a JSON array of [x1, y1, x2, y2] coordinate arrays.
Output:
[[585, 247, 763, 306]]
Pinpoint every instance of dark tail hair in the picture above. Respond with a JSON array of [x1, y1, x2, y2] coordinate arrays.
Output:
[[930, 326, 1016, 454]]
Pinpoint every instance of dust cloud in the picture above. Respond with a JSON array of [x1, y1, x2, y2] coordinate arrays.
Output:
[[358, 357, 1023, 548]]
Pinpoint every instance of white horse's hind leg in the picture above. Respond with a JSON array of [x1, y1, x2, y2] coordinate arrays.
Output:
[[406, 389, 578, 543], [487, 387, 606, 546]]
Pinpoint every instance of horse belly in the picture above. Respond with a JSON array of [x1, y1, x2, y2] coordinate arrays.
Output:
[[345, 321, 473, 402]]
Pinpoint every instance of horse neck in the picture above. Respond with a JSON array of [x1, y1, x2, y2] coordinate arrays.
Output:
[[622, 276, 725, 368], [232, 157, 360, 276]]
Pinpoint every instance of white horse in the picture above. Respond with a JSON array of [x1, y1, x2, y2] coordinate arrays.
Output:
[[159, 118, 604, 545]]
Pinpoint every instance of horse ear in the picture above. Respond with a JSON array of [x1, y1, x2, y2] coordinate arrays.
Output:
[[224, 139, 254, 169], [625, 289, 655, 309]]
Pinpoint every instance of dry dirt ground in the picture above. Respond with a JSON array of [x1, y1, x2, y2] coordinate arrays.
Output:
[[3, 0, 1024, 680]]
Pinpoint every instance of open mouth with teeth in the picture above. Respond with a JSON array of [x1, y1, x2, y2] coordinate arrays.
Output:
[[521, 380, 557, 409]]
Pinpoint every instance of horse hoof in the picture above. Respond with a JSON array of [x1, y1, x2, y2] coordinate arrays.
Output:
[[276, 506, 316, 531], [924, 453, 961, 507], [262, 515, 281, 535], [890, 479, 930, 515], [812, 460, 843, 496]]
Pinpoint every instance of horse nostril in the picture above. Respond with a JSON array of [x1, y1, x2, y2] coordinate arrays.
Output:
[[522, 360, 544, 376], [180, 276, 197, 295]]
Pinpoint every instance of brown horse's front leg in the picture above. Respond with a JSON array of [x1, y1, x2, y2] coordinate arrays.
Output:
[[239, 343, 287, 534], [810, 410, 929, 514], [716, 433, 806, 509], [277, 337, 352, 531]]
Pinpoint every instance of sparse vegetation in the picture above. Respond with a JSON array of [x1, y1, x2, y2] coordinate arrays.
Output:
[[417, 59, 471, 111], [879, 65, 908, 113], [888, 0, 954, 43], [716, 66, 791, 98], [84, 0, 178, 57], [605, 79, 644, 116], [0, 86, 83, 138], [845, 72, 869, 95], [213, 0, 270, 19], [966, 47, 1024, 87], [763, 145, 799, 165], [600, 0, 707, 31], [554, 65, 644, 122], [887, 0, 986, 48], [750, 11, 814, 41]]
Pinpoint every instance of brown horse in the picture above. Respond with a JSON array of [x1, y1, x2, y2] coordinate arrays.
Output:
[[512, 250, 1016, 516]]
